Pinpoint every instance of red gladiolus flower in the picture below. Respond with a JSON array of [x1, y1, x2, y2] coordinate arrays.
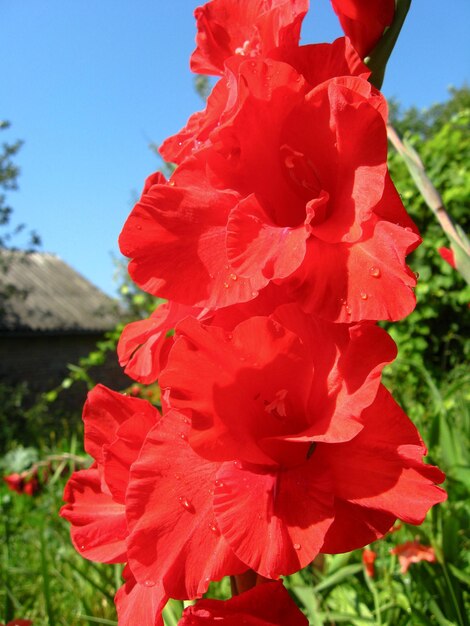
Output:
[[178, 581, 308, 625], [121, 61, 419, 323], [390, 541, 437, 574], [362, 548, 377, 577], [138, 310, 446, 578], [0, 621, 33, 626], [331, 0, 395, 58], [190, 0, 309, 76]]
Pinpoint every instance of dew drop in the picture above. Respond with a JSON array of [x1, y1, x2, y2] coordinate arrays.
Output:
[[345, 304, 352, 315], [208, 522, 219, 535], [174, 473, 181, 481], [293, 543, 301, 551], [230, 273, 238, 281], [144, 580, 155, 587], [214, 479, 224, 488], [178, 496, 194, 512], [223, 281, 229, 288], [135, 224, 142, 231], [183, 416, 191, 425], [169, 180, 175, 187], [251, 290, 259, 297], [179, 432, 188, 441], [369, 266, 381, 278], [404, 226, 413, 232], [360, 291, 368, 300], [80, 544, 86, 550]]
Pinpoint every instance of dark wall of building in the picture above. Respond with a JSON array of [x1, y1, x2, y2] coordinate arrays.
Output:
[[0, 332, 132, 409]]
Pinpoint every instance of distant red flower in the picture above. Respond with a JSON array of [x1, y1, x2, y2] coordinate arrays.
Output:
[[178, 581, 308, 625], [390, 541, 437, 574], [129, 384, 141, 396], [3, 470, 39, 496], [331, 0, 395, 58], [362, 548, 377, 577], [0, 621, 33, 626], [122, 63, 419, 323], [190, 0, 309, 76], [438, 246, 456, 269]]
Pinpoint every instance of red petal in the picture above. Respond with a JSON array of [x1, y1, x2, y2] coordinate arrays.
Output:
[[227, 194, 309, 283], [126, 411, 245, 599], [179, 581, 308, 625], [119, 166, 257, 308], [213, 459, 334, 578], [331, 0, 395, 58], [115, 565, 166, 626], [316, 387, 446, 527], [83, 384, 154, 465], [190, 0, 308, 76], [60, 468, 127, 563], [292, 219, 419, 322], [118, 301, 205, 384]]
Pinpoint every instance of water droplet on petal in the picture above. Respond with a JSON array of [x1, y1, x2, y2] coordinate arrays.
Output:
[[135, 224, 142, 231], [178, 496, 194, 512], [183, 416, 191, 425], [174, 473, 181, 480], [230, 273, 237, 281], [214, 480, 224, 488], [404, 226, 413, 232], [80, 544, 86, 550], [369, 266, 381, 278], [251, 290, 259, 297], [360, 292, 368, 300], [223, 282, 229, 288], [179, 432, 188, 441], [293, 543, 301, 551], [345, 304, 352, 315], [208, 522, 219, 535], [144, 580, 155, 587]]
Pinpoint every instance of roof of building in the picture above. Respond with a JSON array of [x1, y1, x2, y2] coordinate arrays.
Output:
[[0, 249, 124, 334]]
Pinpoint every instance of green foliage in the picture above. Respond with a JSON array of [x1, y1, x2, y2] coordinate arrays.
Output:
[[385, 86, 470, 385], [0, 120, 40, 250], [0, 381, 82, 454]]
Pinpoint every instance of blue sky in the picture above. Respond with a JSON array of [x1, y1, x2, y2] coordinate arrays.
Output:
[[1, 1, 469, 298]]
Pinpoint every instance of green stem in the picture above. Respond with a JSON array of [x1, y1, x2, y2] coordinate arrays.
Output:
[[366, 0, 412, 89]]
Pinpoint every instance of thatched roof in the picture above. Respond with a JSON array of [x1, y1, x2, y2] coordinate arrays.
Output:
[[0, 249, 123, 334]]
